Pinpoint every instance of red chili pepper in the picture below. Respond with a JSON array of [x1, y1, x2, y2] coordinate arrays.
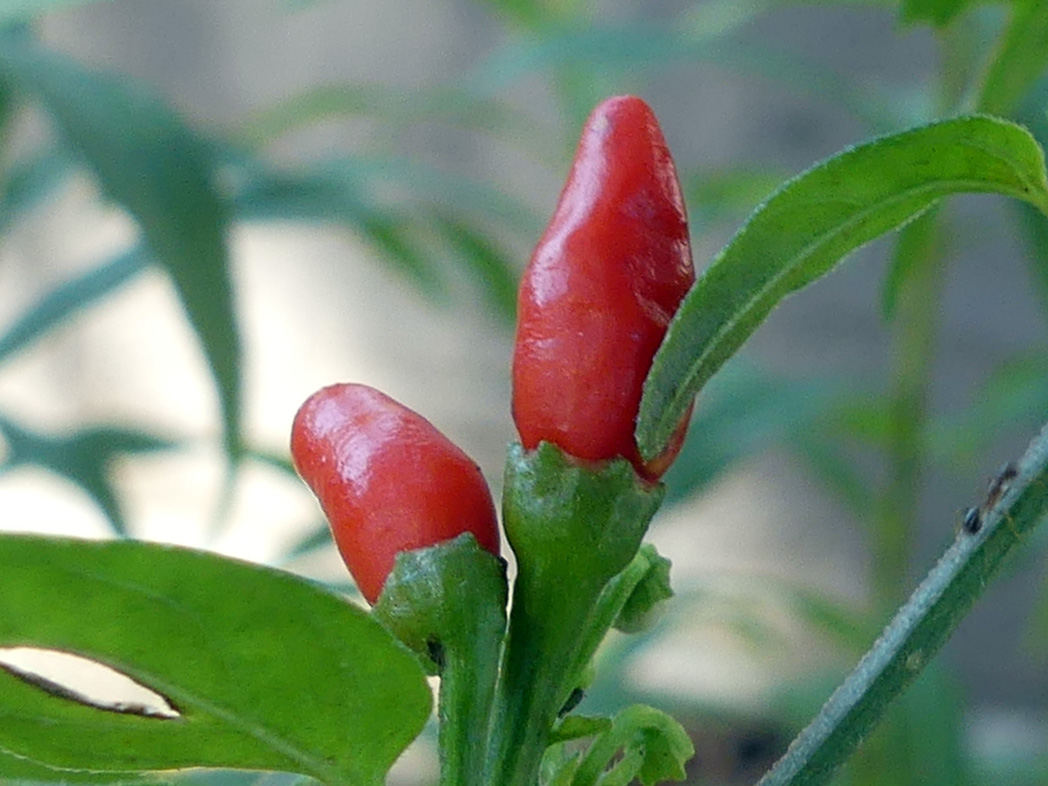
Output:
[[291, 383, 500, 603], [511, 95, 695, 481]]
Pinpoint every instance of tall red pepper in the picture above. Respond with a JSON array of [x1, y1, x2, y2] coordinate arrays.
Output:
[[512, 95, 695, 481]]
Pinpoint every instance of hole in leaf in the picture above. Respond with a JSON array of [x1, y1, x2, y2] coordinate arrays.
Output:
[[0, 647, 180, 719]]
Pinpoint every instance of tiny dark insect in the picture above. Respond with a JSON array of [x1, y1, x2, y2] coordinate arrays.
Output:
[[985, 462, 1019, 511], [961, 506, 982, 534], [559, 687, 585, 717], [426, 637, 446, 672]]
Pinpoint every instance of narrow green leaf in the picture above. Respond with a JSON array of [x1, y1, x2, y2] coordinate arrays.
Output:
[[313, 156, 540, 235], [0, 148, 77, 235], [0, 39, 241, 457], [900, 0, 972, 27], [230, 160, 444, 294], [638, 116, 1048, 460], [0, 535, 431, 786], [976, 0, 1048, 116], [0, 415, 174, 536], [0, 248, 148, 366], [230, 155, 539, 300], [432, 214, 519, 324], [895, 666, 971, 786], [755, 420, 1048, 786], [280, 524, 334, 562], [238, 83, 532, 150], [930, 351, 1048, 466]]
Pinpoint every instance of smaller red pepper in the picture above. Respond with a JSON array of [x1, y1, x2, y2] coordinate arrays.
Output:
[[291, 383, 500, 603], [512, 95, 695, 481]]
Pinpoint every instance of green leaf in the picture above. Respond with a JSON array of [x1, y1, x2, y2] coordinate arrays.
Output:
[[894, 666, 971, 786], [0, 535, 431, 786], [539, 744, 581, 786], [432, 214, 519, 324], [0, 415, 174, 536], [229, 160, 444, 296], [612, 546, 673, 635], [571, 705, 693, 786], [754, 420, 1048, 786], [0, 248, 149, 366], [550, 716, 612, 745], [238, 83, 533, 150], [0, 147, 78, 235], [638, 115, 1048, 460], [930, 351, 1048, 467], [0, 0, 116, 24], [900, 0, 972, 27], [0, 38, 241, 457], [231, 153, 540, 236], [279, 524, 334, 562], [976, 0, 1048, 116]]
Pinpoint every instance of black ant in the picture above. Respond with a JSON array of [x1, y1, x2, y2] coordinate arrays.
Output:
[[959, 462, 1019, 537], [960, 506, 981, 535], [984, 462, 1018, 512]]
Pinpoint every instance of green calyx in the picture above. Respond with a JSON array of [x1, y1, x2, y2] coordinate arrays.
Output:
[[373, 532, 508, 668], [502, 441, 666, 588]]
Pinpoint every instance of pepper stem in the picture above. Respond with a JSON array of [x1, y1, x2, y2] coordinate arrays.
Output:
[[487, 566, 607, 786]]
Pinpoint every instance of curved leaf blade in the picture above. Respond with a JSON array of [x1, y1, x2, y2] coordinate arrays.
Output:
[[0, 248, 148, 366], [0, 38, 241, 456], [0, 415, 174, 536], [238, 83, 534, 150], [0, 536, 431, 786], [638, 115, 1048, 459], [755, 421, 1048, 786]]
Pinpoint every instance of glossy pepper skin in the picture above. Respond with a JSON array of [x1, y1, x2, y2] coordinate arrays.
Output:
[[512, 95, 695, 481], [291, 383, 500, 604]]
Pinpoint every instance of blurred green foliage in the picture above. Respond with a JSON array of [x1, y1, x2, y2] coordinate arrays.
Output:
[[1, 1, 1048, 785]]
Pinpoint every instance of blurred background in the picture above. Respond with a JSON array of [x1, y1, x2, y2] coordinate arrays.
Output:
[[1, 1, 1047, 784]]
